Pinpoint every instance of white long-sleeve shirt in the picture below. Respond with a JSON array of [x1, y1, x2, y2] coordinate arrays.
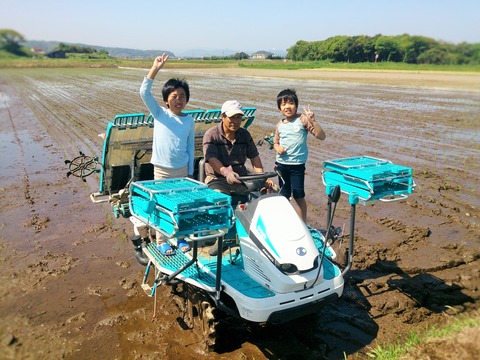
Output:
[[140, 77, 195, 175]]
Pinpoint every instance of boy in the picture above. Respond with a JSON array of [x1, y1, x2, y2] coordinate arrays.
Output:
[[139, 53, 194, 255], [273, 88, 326, 221]]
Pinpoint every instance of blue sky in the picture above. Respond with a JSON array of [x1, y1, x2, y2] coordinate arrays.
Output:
[[1, 0, 479, 56]]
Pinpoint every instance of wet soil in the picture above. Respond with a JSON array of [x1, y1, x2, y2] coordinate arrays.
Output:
[[0, 67, 479, 359]]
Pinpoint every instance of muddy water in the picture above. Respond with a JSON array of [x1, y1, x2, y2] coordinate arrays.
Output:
[[0, 68, 479, 359]]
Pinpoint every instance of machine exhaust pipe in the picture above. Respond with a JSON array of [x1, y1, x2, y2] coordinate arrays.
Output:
[[131, 235, 149, 266]]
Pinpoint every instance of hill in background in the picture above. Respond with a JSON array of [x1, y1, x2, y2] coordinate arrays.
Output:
[[22, 40, 261, 59], [24, 40, 176, 59]]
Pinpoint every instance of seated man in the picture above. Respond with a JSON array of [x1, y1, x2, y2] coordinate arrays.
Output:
[[203, 100, 267, 255]]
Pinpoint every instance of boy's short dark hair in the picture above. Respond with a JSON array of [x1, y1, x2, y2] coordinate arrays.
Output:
[[276, 88, 298, 109], [162, 78, 190, 103]]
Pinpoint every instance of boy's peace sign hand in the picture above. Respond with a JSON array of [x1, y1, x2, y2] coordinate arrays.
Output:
[[153, 53, 169, 70], [146, 53, 169, 80], [303, 105, 315, 122], [302, 104, 325, 140]]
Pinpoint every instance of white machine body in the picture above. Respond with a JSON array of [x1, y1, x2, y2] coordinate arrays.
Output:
[[237, 194, 325, 293]]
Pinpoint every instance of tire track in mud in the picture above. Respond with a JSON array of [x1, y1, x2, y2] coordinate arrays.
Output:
[[5, 84, 95, 162], [1, 90, 34, 207], [413, 170, 479, 229], [14, 71, 148, 164], [352, 202, 479, 271], [24, 82, 102, 159], [0, 81, 60, 285], [8, 72, 128, 157]]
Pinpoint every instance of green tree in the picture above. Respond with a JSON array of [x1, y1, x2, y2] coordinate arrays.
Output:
[[0, 29, 26, 55], [417, 48, 455, 64], [318, 36, 350, 62], [396, 34, 436, 63], [287, 40, 310, 61], [305, 41, 322, 61], [411, 36, 436, 63], [467, 43, 480, 64], [56, 42, 98, 54], [285, 34, 479, 64], [376, 35, 403, 62], [232, 52, 249, 60], [57, 42, 68, 52], [352, 35, 378, 62], [331, 36, 351, 62], [453, 42, 480, 64]]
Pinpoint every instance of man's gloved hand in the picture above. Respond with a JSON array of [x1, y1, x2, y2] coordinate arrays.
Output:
[[220, 165, 241, 184], [261, 179, 280, 194]]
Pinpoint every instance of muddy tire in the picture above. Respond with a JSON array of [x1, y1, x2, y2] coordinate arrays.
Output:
[[200, 300, 218, 351], [183, 284, 219, 351]]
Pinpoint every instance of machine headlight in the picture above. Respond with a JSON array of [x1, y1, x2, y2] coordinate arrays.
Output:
[[279, 263, 298, 274]]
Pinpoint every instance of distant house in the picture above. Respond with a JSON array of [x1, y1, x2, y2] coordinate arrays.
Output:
[[30, 47, 44, 54], [251, 51, 274, 60], [45, 50, 66, 59]]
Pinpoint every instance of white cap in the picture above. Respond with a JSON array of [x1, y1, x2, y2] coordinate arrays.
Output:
[[221, 100, 244, 117]]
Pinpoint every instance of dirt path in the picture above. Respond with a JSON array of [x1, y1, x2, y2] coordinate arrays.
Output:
[[168, 67, 480, 90], [0, 67, 479, 359]]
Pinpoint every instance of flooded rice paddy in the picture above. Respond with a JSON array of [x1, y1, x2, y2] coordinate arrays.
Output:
[[0, 67, 479, 359]]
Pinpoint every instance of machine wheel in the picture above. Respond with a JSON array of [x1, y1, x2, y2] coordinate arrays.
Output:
[[183, 284, 219, 351], [199, 300, 218, 350], [65, 152, 99, 180]]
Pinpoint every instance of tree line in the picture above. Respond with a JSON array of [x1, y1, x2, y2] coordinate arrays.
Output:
[[56, 42, 110, 58], [0, 29, 110, 58], [0, 29, 27, 56], [2, 29, 479, 65], [56, 42, 104, 55], [287, 34, 480, 65]]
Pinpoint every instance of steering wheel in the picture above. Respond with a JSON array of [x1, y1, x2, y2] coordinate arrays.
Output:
[[237, 172, 277, 192]]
